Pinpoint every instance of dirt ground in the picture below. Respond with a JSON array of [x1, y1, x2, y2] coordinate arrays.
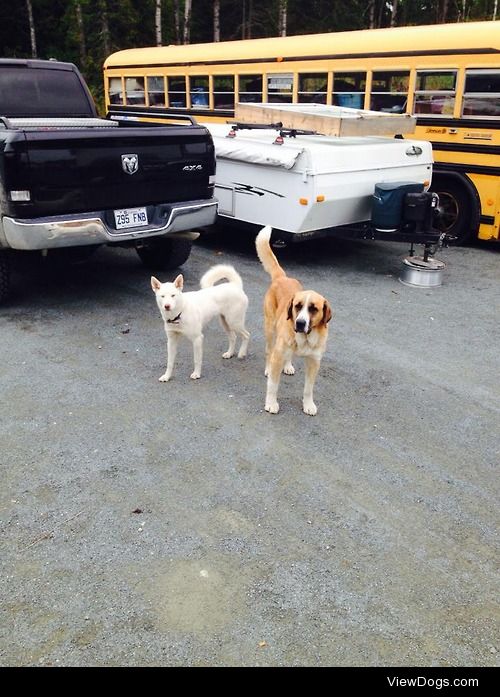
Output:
[[0, 230, 498, 667]]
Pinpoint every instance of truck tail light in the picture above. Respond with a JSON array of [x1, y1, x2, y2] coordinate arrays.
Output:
[[9, 190, 31, 202]]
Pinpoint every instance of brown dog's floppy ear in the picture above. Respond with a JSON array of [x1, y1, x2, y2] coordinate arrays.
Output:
[[287, 298, 294, 321], [322, 300, 333, 325]]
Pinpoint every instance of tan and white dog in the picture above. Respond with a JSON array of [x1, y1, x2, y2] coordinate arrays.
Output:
[[151, 264, 250, 381], [255, 226, 332, 415]]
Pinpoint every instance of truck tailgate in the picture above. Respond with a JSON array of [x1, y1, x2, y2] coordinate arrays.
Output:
[[12, 126, 215, 217]]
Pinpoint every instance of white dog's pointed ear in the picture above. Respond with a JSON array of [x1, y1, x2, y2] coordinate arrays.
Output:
[[151, 276, 161, 292], [174, 274, 184, 290]]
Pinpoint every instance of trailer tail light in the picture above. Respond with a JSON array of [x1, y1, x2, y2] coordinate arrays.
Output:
[[9, 190, 31, 202], [299, 198, 308, 205], [316, 195, 325, 202]]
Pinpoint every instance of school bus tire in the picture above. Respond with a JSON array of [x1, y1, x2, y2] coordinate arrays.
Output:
[[430, 174, 479, 245]]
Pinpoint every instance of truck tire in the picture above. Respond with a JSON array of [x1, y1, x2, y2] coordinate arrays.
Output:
[[0, 251, 11, 304], [136, 237, 193, 270], [430, 176, 476, 245], [47, 246, 100, 265]]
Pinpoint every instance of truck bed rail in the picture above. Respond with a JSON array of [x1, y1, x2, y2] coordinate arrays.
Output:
[[107, 105, 199, 126], [2, 117, 118, 130]]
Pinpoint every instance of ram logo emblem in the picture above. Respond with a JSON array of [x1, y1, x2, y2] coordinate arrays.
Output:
[[121, 153, 139, 174]]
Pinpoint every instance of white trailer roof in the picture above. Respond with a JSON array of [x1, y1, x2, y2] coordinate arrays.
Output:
[[204, 123, 433, 175]]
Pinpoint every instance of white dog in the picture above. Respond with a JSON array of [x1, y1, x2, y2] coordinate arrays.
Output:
[[151, 264, 250, 381]]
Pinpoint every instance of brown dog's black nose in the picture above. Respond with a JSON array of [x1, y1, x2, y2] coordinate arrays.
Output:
[[295, 319, 306, 333]]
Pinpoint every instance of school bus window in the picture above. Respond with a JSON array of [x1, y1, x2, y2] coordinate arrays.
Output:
[[462, 69, 500, 118], [414, 70, 456, 116], [190, 76, 209, 108], [298, 73, 327, 103], [238, 74, 263, 103], [332, 72, 366, 108], [125, 76, 145, 105], [167, 76, 186, 108], [267, 73, 293, 103], [147, 76, 165, 106], [213, 76, 234, 110], [108, 77, 123, 105], [370, 71, 409, 113]]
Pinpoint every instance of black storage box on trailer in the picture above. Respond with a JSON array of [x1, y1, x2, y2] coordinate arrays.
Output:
[[404, 192, 432, 221], [371, 182, 424, 231]]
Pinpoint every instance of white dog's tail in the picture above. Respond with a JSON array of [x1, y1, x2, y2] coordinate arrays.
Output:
[[200, 264, 244, 289], [255, 225, 286, 281]]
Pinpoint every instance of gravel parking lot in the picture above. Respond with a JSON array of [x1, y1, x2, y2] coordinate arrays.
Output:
[[0, 230, 498, 667]]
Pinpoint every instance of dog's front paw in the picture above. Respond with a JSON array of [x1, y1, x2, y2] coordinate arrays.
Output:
[[190, 371, 201, 380], [265, 401, 279, 414], [222, 351, 234, 359], [283, 363, 295, 375], [303, 400, 317, 416], [159, 373, 171, 382]]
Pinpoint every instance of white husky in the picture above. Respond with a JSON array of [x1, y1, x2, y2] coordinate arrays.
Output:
[[151, 264, 250, 381]]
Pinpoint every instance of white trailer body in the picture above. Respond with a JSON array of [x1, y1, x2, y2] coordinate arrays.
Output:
[[204, 122, 433, 236]]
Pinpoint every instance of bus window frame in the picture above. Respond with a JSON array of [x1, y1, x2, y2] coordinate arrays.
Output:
[[237, 73, 264, 104], [108, 76, 125, 106], [188, 75, 210, 109], [462, 68, 500, 119], [331, 71, 367, 109], [167, 75, 187, 109], [369, 69, 410, 114], [266, 71, 294, 104], [146, 75, 166, 108], [124, 76, 146, 106], [212, 74, 235, 111], [413, 68, 458, 118], [297, 71, 329, 105]]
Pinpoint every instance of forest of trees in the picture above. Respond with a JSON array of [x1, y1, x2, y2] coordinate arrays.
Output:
[[1, 1, 498, 103]]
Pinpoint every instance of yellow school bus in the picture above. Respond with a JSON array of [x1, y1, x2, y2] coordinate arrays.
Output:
[[104, 20, 500, 244]]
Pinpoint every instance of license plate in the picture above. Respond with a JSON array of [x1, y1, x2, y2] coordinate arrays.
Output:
[[114, 207, 148, 229]]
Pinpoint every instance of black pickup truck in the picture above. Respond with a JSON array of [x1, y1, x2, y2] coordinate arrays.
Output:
[[0, 58, 217, 302]]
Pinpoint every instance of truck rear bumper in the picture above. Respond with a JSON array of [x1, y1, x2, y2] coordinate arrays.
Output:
[[1, 198, 217, 250]]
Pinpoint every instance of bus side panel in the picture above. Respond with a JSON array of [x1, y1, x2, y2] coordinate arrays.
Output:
[[470, 173, 500, 241]]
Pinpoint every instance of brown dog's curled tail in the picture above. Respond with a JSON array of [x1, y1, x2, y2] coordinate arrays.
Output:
[[255, 226, 286, 281]]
